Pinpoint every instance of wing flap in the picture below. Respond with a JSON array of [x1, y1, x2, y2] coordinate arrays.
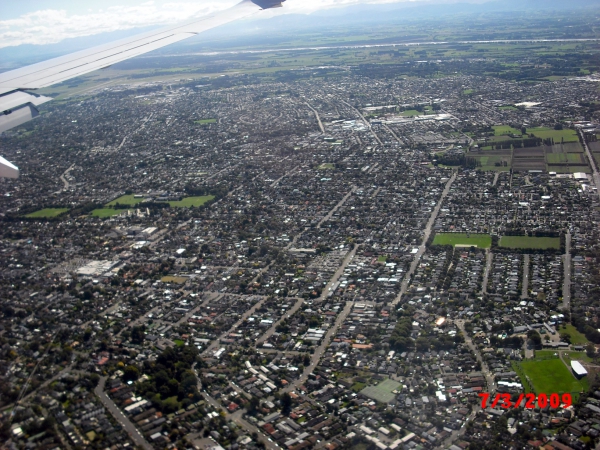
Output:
[[0, 0, 261, 94], [0, 156, 19, 179], [0, 91, 53, 112]]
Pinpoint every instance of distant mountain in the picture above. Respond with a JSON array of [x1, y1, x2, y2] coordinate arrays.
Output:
[[1, 0, 598, 70]]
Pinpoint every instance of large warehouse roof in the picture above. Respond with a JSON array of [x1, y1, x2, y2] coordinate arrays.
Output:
[[571, 360, 588, 377]]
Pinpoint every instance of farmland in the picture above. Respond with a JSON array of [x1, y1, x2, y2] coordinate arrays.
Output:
[[499, 236, 560, 249], [432, 233, 492, 248], [528, 127, 579, 143]]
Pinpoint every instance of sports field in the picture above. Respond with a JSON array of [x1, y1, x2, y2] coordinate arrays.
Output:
[[194, 118, 217, 124], [499, 236, 560, 249], [518, 359, 588, 398], [432, 233, 492, 248], [106, 195, 144, 206], [25, 208, 68, 218], [360, 378, 401, 404], [167, 196, 215, 208]]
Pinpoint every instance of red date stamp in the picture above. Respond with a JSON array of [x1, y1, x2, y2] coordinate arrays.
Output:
[[479, 392, 572, 409]]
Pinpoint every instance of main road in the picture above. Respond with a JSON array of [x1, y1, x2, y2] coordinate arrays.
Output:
[[455, 320, 496, 395], [393, 172, 457, 306], [95, 376, 153, 450], [283, 301, 354, 393], [562, 232, 572, 311]]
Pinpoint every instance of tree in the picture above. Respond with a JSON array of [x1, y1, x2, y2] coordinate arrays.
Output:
[[559, 332, 571, 344], [281, 393, 292, 415], [586, 343, 596, 359], [123, 365, 140, 382]]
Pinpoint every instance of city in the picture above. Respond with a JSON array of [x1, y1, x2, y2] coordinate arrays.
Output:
[[1, 2, 600, 450]]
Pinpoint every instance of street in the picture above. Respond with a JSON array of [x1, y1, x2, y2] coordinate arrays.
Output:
[[95, 376, 153, 450]]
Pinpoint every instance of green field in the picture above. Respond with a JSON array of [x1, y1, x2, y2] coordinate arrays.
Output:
[[401, 109, 424, 117], [561, 324, 589, 345], [494, 125, 521, 136], [360, 378, 401, 404], [194, 118, 217, 124], [518, 359, 588, 399], [106, 195, 145, 207], [498, 105, 518, 111], [25, 208, 68, 218], [499, 236, 560, 249], [473, 155, 511, 171], [166, 196, 215, 208], [91, 208, 132, 218], [528, 127, 579, 143], [432, 233, 492, 248]]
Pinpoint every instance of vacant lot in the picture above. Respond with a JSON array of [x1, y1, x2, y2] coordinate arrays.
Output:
[[107, 195, 144, 206], [432, 233, 492, 248], [318, 163, 335, 170], [360, 378, 401, 404], [167, 196, 215, 208], [25, 208, 68, 218], [161, 276, 188, 284], [499, 236, 560, 249], [518, 359, 587, 399]]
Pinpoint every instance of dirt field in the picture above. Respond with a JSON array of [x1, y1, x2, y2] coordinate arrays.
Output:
[[513, 147, 545, 171]]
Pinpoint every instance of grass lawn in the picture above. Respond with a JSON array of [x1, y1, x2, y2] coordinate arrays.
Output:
[[166, 196, 214, 208], [528, 127, 579, 143], [432, 233, 492, 248], [194, 118, 217, 124], [318, 163, 335, 170], [562, 351, 593, 365], [518, 359, 588, 400], [106, 195, 144, 207], [401, 109, 424, 117], [91, 208, 131, 218], [161, 276, 188, 284], [174, 339, 185, 347], [463, 89, 474, 95], [494, 125, 521, 136], [499, 236, 560, 249], [560, 324, 589, 345], [378, 256, 387, 262], [25, 208, 68, 218], [498, 105, 518, 111], [351, 382, 366, 392], [360, 378, 401, 403]]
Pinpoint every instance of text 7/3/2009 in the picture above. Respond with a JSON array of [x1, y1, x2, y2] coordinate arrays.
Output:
[[479, 392, 572, 409]]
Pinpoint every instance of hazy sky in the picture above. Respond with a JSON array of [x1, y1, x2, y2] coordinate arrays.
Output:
[[0, 0, 427, 49]]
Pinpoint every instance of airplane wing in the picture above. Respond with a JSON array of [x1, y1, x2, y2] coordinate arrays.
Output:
[[0, 0, 285, 178]]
